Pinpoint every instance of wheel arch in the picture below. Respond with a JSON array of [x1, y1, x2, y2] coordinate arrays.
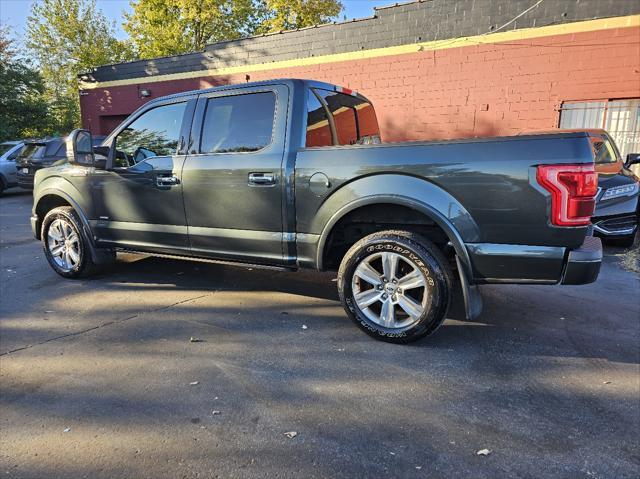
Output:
[[319, 196, 472, 274], [311, 174, 483, 320], [33, 188, 114, 266], [313, 175, 479, 275], [34, 188, 92, 241]]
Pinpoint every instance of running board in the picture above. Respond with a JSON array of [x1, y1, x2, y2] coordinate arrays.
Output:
[[115, 249, 296, 272]]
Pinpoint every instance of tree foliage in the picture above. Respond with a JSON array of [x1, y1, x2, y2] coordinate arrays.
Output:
[[9, 0, 343, 140], [26, 0, 134, 134], [0, 27, 49, 141], [258, 0, 343, 33], [124, 0, 263, 58], [124, 0, 343, 59]]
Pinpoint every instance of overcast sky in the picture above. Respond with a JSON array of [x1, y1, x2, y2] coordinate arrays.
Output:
[[1, 0, 393, 45]]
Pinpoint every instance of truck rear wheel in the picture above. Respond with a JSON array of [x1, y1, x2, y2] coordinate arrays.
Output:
[[337, 230, 452, 343]]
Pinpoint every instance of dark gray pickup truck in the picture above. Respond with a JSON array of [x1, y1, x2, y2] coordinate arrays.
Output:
[[31, 79, 602, 343]]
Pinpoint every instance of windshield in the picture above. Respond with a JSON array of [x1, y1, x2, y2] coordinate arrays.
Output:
[[19, 144, 46, 160], [0, 143, 16, 155], [592, 137, 621, 164]]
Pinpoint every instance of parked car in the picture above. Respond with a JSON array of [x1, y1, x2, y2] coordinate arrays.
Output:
[[16, 138, 68, 189], [521, 129, 639, 247], [16, 136, 105, 189], [588, 130, 639, 247], [0, 141, 24, 194], [30, 79, 603, 343]]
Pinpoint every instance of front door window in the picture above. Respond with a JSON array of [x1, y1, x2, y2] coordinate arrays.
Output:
[[114, 102, 187, 167]]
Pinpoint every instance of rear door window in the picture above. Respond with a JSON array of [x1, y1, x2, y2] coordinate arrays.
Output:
[[200, 92, 276, 154]]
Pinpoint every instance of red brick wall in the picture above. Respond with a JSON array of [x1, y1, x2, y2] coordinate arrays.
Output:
[[81, 25, 640, 142]]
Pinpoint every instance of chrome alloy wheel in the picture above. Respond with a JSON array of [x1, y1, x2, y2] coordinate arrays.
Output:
[[47, 218, 81, 272], [351, 251, 428, 329]]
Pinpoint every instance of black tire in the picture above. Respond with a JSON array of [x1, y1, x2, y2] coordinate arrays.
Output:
[[0, 177, 5, 195], [42, 206, 100, 278], [337, 230, 453, 344]]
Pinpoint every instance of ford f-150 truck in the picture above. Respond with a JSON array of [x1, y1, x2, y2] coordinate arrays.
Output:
[[31, 79, 602, 343]]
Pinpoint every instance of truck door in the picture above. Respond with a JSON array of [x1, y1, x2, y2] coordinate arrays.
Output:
[[181, 84, 288, 265], [91, 97, 195, 255]]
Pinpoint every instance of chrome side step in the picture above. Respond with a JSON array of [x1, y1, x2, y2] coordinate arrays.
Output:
[[115, 249, 296, 272]]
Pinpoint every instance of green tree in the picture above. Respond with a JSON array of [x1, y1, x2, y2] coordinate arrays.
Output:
[[124, 0, 262, 59], [124, 0, 342, 59], [26, 0, 134, 134], [258, 0, 343, 33], [0, 27, 49, 141]]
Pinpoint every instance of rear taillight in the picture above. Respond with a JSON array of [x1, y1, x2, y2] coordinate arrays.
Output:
[[536, 164, 598, 226]]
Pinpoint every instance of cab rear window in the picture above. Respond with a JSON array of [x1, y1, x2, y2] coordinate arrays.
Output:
[[306, 90, 333, 147], [306, 88, 380, 147]]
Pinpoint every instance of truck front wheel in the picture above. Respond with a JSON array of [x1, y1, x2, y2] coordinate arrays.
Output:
[[337, 230, 453, 343], [42, 206, 101, 278]]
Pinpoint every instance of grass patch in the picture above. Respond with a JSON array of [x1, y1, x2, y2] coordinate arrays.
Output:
[[620, 236, 640, 274]]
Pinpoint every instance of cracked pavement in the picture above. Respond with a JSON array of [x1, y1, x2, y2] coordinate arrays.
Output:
[[1, 189, 639, 479]]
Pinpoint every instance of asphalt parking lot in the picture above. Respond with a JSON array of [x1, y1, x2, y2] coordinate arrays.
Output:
[[1, 188, 639, 479]]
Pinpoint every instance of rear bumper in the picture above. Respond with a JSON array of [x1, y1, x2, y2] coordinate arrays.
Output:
[[17, 172, 35, 189], [466, 243, 566, 284], [466, 236, 602, 285], [561, 236, 602, 285], [16, 163, 46, 189]]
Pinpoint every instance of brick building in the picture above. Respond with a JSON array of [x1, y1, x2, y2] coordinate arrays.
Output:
[[79, 0, 640, 159]]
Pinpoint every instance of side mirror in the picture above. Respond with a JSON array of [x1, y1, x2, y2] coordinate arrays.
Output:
[[93, 145, 110, 170], [625, 153, 640, 167], [66, 129, 94, 166]]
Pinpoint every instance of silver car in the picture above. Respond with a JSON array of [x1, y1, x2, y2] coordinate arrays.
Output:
[[0, 141, 25, 194]]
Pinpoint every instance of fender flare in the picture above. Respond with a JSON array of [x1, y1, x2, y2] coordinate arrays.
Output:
[[33, 187, 109, 264], [312, 175, 483, 320], [313, 174, 479, 273], [317, 194, 473, 276], [34, 187, 92, 236]]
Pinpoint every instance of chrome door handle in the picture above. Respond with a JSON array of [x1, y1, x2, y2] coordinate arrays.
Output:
[[248, 172, 276, 186], [156, 175, 180, 187]]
